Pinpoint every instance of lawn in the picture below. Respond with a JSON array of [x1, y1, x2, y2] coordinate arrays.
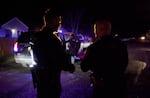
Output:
[[0, 55, 30, 73]]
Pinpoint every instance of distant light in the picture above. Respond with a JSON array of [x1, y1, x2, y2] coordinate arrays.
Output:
[[28, 47, 31, 51], [11, 29, 17, 34], [58, 29, 62, 33], [114, 34, 119, 37], [140, 36, 146, 40], [11, 29, 18, 38], [14, 42, 18, 52]]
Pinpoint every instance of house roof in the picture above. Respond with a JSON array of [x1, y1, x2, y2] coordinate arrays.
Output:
[[1, 17, 29, 32]]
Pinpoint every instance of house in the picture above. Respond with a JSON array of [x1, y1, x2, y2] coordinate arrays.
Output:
[[0, 17, 29, 38], [0, 17, 29, 57]]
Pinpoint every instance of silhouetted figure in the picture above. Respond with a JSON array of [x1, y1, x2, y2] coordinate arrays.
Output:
[[66, 33, 81, 64], [67, 33, 81, 56], [80, 19, 128, 98], [32, 27, 75, 98]]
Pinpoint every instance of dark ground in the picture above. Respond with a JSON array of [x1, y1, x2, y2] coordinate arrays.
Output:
[[0, 41, 150, 98], [0, 61, 93, 98]]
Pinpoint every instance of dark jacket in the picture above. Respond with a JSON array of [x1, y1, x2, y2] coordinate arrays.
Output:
[[80, 35, 128, 98], [32, 27, 75, 98]]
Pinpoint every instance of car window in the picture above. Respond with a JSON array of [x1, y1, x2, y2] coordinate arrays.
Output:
[[17, 32, 33, 43]]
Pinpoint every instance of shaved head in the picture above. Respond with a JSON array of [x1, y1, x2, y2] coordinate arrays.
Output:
[[94, 19, 112, 40]]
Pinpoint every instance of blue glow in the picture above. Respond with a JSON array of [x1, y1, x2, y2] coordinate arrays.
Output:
[[58, 29, 63, 33]]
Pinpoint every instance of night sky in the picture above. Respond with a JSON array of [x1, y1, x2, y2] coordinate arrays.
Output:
[[1, 0, 150, 36]]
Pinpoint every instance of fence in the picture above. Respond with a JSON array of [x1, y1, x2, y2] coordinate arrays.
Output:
[[0, 37, 16, 57]]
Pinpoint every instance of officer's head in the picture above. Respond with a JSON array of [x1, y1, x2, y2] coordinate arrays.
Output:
[[94, 19, 112, 40], [40, 8, 60, 32]]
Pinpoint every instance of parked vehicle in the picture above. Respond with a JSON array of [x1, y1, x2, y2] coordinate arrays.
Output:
[[13, 32, 37, 67]]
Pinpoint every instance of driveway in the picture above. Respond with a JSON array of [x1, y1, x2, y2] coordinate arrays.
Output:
[[0, 41, 150, 98], [0, 62, 92, 98]]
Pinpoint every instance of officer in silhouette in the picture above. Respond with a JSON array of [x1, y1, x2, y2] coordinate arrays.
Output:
[[80, 19, 128, 98], [31, 9, 75, 98]]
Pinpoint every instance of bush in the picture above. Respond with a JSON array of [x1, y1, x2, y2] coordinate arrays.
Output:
[[0, 55, 15, 65]]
